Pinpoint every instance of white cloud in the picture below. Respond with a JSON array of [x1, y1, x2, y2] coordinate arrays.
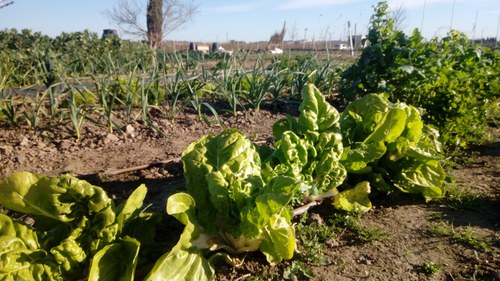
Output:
[[278, 0, 358, 10]]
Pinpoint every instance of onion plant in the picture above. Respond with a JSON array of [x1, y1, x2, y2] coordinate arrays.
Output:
[[239, 56, 272, 110], [22, 92, 47, 129], [0, 92, 22, 126], [94, 75, 118, 133]]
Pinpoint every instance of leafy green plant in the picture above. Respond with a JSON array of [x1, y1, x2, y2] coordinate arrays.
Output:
[[239, 57, 273, 110], [262, 83, 347, 200], [339, 1, 499, 152], [429, 222, 491, 251], [180, 128, 299, 263], [339, 93, 451, 201], [146, 129, 300, 279], [0, 172, 161, 281], [263, 84, 450, 213], [422, 261, 443, 275]]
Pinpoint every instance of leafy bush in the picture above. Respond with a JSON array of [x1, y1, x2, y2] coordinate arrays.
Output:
[[339, 1, 499, 151]]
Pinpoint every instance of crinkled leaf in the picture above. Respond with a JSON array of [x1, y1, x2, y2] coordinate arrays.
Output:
[[259, 212, 296, 264], [394, 161, 446, 201], [144, 248, 213, 281], [401, 105, 423, 143], [50, 236, 87, 276], [363, 107, 407, 144], [298, 83, 340, 133], [182, 129, 263, 232], [312, 151, 347, 192], [0, 214, 62, 281], [0, 172, 113, 224], [241, 176, 298, 237], [272, 116, 299, 140], [340, 93, 392, 142]]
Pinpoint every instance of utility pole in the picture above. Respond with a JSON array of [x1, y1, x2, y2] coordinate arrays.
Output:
[[348, 21, 354, 56], [420, 0, 427, 33], [496, 14, 500, 48], [472, 10, 478, 40], [450, 0, 456, 31]]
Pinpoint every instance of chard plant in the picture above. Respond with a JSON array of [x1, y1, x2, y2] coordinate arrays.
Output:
[[264, 84, 450, 210], [339, 92, 451, 201], [0, 172, 161, 281]]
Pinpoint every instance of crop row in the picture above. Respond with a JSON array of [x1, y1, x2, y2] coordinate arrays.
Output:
[[0, 44, 348, 138]]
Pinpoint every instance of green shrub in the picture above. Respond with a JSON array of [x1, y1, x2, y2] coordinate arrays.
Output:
[[339, 1, 499, 152]]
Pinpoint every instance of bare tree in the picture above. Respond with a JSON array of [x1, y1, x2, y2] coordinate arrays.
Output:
[[105, 0, 197, 47], [0, 0, 14, 9], [147, 0, 163, 47]]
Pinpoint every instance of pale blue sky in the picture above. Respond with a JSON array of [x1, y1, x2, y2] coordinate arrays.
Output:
[[1, 0, 498, 42]]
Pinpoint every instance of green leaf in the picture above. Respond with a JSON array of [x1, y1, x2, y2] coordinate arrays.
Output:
[[144, 248, 214, 281], [88, 237, 140, 281], [116, 184, 147, 231], [363, 107, 407, 144], [394, 161, 446, 201], [298, 83, 340, 133], [333, 181, 372, 213], [341, 142, 387, 173], [401, 105, 423, 143], [259, 212, 296, 264], [241, 176, 298, 237], [340, 93, 392, 143], [144, 193, 214, 281], [181, 129, 263, 232], [0, 172, 113, 223]]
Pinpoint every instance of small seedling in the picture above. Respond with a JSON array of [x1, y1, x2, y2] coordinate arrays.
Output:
[[329, 213, 388, 243], [295, 213, 336, 265], [422, 261, 443, 275], [444, 188, 481, 211], [429, 222, 491, 251]]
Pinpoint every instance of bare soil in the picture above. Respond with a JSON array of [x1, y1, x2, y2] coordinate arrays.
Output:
[[1, 105, 498, 281]]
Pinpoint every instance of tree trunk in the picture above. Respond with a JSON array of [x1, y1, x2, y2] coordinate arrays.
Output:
[[147, 0, 163, 48]]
